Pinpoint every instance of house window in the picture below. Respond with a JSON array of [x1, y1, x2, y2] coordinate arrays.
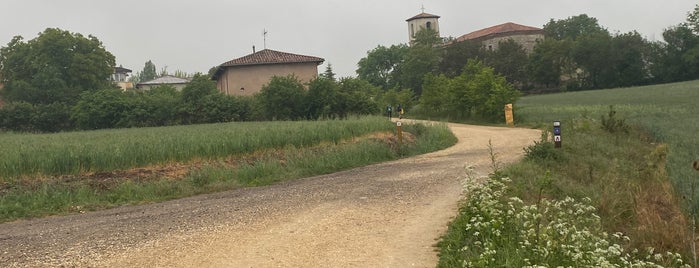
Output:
[[410, 24, 415, 37], [240, 87, 245, 91], [426, 21, 432, 30], [488, 45, 493, 51]]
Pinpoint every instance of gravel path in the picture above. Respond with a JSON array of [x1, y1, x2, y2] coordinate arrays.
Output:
[[0, 122, 540, 267]]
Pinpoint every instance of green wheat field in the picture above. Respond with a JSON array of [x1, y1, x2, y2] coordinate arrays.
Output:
[[516, 80, 699, 208]]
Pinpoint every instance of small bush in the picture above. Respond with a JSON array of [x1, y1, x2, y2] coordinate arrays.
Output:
[[601, 105, 630, 134], [523, 131, 562, 162]]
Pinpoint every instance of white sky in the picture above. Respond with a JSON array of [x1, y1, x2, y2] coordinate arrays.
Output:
[[2, 0, 696, 78]]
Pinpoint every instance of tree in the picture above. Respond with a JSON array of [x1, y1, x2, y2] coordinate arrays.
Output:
[[687, 4, 699, 34], [306, 77, 339, 119], [610, 31, 651, 87], [320, 63, 336, 81], [528, 38, 573, 89], [572, 31, 614, 89], [0, 28, 115, 104], [122, 86, 182, 127], [71, 89, 133, 130], [258, 75, 307, 120], [484, 39, 529, 86], [337, 77, 380, 117], [419, 74, 452, 117], [440, 40, 485, 77], [395, 28, 442, 96], [420, 60, 520, 121], [650, 25, 699, 83], [180, 73, 225, 123], [544, 14, 609, 41], [356, 44, 408, 90]]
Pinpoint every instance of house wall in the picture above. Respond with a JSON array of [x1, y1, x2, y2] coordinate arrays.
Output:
[[481, 33, 544, 54], [216, 63, 319, 96], [117, 81, 134, 91]]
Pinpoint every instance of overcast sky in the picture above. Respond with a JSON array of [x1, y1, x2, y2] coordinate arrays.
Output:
[[2, 0, 696, 78]]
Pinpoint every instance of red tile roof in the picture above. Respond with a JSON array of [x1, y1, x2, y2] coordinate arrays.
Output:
[[220, 49, 324, 67], [406, 12, 440, 22], [455, 22, 544, 42]]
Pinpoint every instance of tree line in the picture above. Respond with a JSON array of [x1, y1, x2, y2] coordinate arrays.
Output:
[[0, 29, 402, 132], [357, 9, 699, 94], [3, 8, 696, 132]]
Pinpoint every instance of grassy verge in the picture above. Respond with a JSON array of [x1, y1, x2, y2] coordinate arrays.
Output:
[[516, 80, 699, 212], [0, 120, 456, 223], [438, 116, 690, 267]]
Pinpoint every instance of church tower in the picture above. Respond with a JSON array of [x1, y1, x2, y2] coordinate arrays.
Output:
[[406, 8, 440, 44]]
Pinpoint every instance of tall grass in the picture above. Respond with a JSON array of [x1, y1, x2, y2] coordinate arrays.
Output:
[[0, 120, 457, 222], [0, 116, 394, 181], [516, 80, 699, 211], [438, 117, 690, 266]]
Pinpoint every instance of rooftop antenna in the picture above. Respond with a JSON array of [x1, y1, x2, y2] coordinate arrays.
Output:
[[263, 29, 268, 49]]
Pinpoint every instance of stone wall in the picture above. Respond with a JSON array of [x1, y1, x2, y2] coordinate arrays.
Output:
[[481, 33, 544, 54]]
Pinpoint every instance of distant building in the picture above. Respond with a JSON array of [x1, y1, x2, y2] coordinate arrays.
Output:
[[406, 12, 440, 44], [136, 75, 191, 91], [453, 22, 544, 53], [405, 10, 544, 54], [212, 49, 324, 96], [113, 66, 133, 90]]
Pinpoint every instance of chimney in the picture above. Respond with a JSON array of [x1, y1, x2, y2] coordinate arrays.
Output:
[[253, 45, 256, 53]]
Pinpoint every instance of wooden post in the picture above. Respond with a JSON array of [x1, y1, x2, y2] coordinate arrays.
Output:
[[396, 121, 403, 144], [504, 103, 514, 126]]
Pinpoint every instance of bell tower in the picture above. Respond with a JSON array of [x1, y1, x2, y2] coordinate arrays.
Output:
[[406, 7, 440, 44]]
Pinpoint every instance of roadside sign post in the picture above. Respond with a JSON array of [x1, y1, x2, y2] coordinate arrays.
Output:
[[553, 121, 562, 148], [396, 121, 403, 144]]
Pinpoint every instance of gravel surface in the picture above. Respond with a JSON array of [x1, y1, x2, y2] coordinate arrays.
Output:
[[0, 122, 540, 267]]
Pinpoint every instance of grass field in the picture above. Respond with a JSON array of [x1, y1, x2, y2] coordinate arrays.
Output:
[[516, 80, 699, 210], [0, 117, 396, 181], [0, 116, 457, 222], [437, 81, 697, 266]]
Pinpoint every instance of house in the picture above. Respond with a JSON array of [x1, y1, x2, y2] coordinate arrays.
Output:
[[405, 10, 544, 54], [453, 22, 544, 54], [212, 49, 325, 96], [136, 75, 191, 91], [112, 66, 133, 91]]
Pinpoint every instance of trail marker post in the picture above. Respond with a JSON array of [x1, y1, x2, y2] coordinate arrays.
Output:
[[553, 121, 562, 148], [504, 103, 514, 126], [396, 121, 403, 144]]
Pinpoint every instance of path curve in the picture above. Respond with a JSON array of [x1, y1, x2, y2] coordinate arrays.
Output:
[[0, 122, 540, 267]]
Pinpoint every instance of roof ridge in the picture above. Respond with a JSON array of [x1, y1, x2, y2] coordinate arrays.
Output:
[[455, 22, 543, 42], [219, 49, 324, 67], [406, 12, 440, 21]]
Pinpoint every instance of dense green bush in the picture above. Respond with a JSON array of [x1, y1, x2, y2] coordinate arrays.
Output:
[[421, 60, 521, 121], [0, 101, 73, 132], [0, 73, 388, 132]]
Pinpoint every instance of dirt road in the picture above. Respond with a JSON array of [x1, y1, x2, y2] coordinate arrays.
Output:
[[0, 122, 540, 267]]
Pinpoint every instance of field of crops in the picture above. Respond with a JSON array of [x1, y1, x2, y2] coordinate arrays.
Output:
[[0, 116, 395, 181], [516, 80, 699, 208]]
